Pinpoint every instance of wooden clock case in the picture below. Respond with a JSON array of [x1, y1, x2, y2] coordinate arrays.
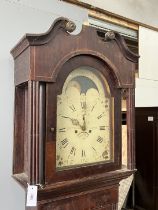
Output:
[[11, 18, 139, 210]]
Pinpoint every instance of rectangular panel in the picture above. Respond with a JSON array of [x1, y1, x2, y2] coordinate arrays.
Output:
[[139, 26, 158, 81], [38, 186, 118, 210], [135, 78, 158, 107], [13, 83, 28, 175], [89, 16, 138, 40], [135, 108, 157, 210]]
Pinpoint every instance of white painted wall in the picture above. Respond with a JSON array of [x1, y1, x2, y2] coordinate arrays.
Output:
[[0, 1, 87, 210], [136, 78, 158, 107], [74, 0, 158, 29], [135, 26, 158, 107], [139, 27, 158, 81]]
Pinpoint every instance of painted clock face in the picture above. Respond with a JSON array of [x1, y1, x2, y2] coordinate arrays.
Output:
[[56, 67, 114, 170]]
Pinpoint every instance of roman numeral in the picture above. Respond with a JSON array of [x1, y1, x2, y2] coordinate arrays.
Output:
[[61, 138, 69, 148], [70, 147, 76, 156], [97, 113, 103, 119], [82, 150, 86, 157], [91, 103, 97, 112], [69, 105, 76, 112], [59, 128, 66, 132], [97, 136, 103, 143], [100, 126, 105, 130]]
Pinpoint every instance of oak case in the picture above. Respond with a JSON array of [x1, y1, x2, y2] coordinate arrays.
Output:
[[11, 18, 139, 210]]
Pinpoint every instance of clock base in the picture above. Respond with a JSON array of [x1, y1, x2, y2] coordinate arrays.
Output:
[[24, 169, 135, 210], [27, 185, 118, 210]]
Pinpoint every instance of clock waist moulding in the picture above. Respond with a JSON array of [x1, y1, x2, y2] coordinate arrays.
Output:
[[11, 18, 139, 210]]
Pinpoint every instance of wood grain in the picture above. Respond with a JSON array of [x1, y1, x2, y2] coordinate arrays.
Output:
[[11, 17, 139, 210]]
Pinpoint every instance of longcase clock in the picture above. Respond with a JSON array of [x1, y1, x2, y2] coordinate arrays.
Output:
[[11, 17, 139, 210]]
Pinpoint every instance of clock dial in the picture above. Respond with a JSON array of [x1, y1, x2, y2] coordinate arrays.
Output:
[[56, 67, 114, 170]]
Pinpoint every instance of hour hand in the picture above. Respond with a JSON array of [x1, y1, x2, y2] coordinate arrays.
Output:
[[81, 114, 86, 131], [71, 119, 80, 126], [61, 116, 81, 127]]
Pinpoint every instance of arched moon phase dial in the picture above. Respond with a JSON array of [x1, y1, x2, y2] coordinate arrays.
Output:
[[56, 67, 114, 170]]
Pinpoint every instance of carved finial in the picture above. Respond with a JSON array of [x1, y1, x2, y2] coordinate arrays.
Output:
[[105, 31, 115, 41], [65, 20, 76, 33]]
